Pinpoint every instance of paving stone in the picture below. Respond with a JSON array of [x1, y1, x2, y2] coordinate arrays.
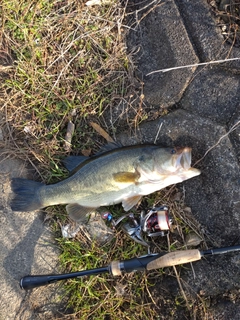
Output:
[[182, 253, 240, 298], [209, 300, 240, 320], [228, 108, 240, 162], [0, 154, 63, 320], [1, 0, 240, 317], [120, 108, 240, 297], [175, 0, 240, 70], [120, 109, 240, 241], [179, 68, 240, 125], [127, 0, 199, 108]]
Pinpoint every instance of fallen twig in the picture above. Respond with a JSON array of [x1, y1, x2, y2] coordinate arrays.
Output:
[[146, 57, 240, 75], [194, 119, 240, 166]]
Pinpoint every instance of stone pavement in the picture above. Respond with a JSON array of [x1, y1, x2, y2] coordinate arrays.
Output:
[[126, 0, 240, 318], [1, 0, 240, 319], [0, 155, 64, 319]]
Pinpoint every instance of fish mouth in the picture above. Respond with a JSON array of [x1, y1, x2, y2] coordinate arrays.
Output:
[[175, 147, 192, 170]]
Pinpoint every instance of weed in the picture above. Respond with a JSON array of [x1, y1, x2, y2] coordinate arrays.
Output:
[[209, 0, 240, 47], [56, 232, 160, 319], [0, 0, 211, 319], [1, 0, 137, 179]]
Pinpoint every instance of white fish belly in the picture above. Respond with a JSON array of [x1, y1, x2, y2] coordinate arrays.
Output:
[[74, 184, 139, 207]]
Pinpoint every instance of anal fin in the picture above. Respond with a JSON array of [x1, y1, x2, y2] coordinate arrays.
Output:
[[66, 204, 97, 223], [122, 195, 142, 211]]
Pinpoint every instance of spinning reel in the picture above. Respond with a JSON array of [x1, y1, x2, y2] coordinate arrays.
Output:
[[102, 206, 173, 249]]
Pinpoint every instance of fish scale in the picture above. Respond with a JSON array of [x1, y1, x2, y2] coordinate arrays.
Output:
[[10, 144, 201, 222]]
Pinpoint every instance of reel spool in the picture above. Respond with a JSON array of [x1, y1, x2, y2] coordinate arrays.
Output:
[[102, 206, 173, 250]]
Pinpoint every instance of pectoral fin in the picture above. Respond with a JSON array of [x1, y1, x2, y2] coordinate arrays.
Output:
[[122, 195, 142, 211], [66, 204, 96, 222], [113, 171, 140, 183]]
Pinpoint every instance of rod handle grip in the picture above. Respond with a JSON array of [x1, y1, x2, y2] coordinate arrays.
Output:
[[146, 249, 201, 270]]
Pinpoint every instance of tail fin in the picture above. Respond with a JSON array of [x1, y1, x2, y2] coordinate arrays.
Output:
[[10, 178, 45, 212]]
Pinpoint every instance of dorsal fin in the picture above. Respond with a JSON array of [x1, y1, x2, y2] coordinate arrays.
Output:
[[62, 142, 123, 172], [62, 155, 89, 172], [96, 141, 123, 155]]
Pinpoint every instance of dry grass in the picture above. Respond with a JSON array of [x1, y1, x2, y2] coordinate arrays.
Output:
[[0, 0, 141, 180], [55, 187, 213, 319], [209, 0, 240, 47], [0, 0, 213, 319]]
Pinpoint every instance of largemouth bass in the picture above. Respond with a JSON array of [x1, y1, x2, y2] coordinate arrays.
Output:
[[10, 144, 200, 222]]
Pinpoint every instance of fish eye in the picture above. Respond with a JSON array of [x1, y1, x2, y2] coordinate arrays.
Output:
[[171, 149, 176, 154]]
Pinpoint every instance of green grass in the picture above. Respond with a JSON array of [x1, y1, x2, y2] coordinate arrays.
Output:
[[57, 236, 160, 319], [51, 190, 208, 319], [0, 0, 209, 319], [1, 0, 164, 318], [1, 0, 137, 179]]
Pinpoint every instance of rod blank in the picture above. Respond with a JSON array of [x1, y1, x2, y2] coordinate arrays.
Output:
[[20, 245, 240, 290]]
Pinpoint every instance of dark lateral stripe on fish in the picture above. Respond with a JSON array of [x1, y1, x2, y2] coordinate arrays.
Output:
[[68, 144, 160, 176], [10, 145, 201, 217]]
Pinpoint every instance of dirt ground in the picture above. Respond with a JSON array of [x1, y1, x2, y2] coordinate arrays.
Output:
[[1, 0, 240, 319]]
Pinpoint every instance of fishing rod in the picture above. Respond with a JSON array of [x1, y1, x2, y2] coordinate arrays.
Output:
[[20, 244, 240, 290]]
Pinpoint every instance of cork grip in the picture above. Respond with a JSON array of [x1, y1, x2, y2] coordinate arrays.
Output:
[[146, 250, 201, 270]]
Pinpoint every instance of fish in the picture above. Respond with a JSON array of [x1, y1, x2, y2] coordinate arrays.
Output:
[[10, 144, 201, 222]]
